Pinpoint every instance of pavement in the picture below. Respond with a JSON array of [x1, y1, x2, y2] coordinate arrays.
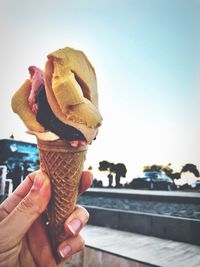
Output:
[[78, 225, 200, 267]]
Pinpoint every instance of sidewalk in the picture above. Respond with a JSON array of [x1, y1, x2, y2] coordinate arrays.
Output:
[[66, 225, 200, 267]]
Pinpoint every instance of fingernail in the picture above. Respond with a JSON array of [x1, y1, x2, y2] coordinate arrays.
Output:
[[67, 219, 81, 235], [33, 172, 44, 191], [59, 244, 71, 258]]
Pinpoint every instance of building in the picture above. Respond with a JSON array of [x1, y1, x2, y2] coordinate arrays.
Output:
[[0, 138, 39, 172]]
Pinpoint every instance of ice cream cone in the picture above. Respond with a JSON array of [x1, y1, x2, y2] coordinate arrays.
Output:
[[11, 46, 102, 263], [37, 138, 87, 260]]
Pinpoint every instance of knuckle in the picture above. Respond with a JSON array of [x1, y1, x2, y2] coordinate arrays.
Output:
[[17, 195, 34, 212], [16, 192, 41, 215]]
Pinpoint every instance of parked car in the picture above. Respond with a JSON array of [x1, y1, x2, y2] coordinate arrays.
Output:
[[191, 180, 200, 189], [132, 171, 173, 190]]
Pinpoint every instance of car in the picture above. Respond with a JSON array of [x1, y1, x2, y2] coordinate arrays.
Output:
[[132, 171, 173, 190], [191, 180, 200, 189]]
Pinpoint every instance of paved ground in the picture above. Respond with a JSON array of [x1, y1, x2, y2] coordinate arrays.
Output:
[[67, 225, 200, 267]]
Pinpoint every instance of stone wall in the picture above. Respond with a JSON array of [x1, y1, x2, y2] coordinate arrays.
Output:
[[84, 205, 200, 245]]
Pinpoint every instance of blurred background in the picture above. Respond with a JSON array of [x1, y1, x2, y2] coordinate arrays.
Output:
[[0, 0, 200, 188]]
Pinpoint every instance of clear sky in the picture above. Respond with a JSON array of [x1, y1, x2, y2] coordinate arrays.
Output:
[[0, 0, 200, 183]]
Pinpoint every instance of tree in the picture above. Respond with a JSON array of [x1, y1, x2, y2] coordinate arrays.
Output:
[[143, 164, 162, 172], [99, 160, 114, 187], [181, 163, 200, 177], [114, 163, 127, 188], [99, 160, 110, 171], [161, 163, 181, 184], [99, 161, 127, 188], [88, 165, 93, 171]]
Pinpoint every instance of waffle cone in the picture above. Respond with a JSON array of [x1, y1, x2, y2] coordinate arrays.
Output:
[[37, 138, 87, 260]]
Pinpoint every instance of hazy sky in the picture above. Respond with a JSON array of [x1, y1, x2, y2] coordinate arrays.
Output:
[[1, 0, 200, 181]]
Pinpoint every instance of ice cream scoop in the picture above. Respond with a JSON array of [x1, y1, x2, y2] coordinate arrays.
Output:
[[12, 47, 102, 143], [36, 84, 86, 141]]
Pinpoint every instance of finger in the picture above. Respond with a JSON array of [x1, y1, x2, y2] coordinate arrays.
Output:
[[27, 215, 56, 267], [58, 234, 85, 259], [79, 171, 93, 196], [64, 205, 89, 236], [0, 171, 38, 221], [0, 171, 51, 251]]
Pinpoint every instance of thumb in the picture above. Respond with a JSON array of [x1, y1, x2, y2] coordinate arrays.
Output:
[[0, 171, 51, 251]]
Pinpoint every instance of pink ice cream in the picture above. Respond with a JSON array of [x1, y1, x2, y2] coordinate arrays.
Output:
[[28, 66, 44, 113]]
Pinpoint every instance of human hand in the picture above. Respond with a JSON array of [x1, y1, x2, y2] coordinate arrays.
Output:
[[0, 170, 92, 267]]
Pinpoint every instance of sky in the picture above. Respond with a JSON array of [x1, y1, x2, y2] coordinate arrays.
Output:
[[0, 0, 200, 184]]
